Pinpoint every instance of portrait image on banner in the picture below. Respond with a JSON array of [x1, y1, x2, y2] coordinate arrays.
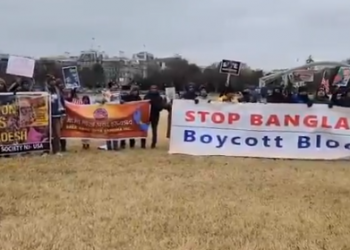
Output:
[[333, 67, 350, 87], [62, 66, 81, 89], [0, 92, 50, 155], [61, 100, 150, 139]]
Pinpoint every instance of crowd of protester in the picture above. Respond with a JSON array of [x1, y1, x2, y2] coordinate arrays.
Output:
[[0, 75, 349, 157]]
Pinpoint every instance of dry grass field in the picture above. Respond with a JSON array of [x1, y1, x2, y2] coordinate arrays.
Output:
[[1, 112, 350, 250]]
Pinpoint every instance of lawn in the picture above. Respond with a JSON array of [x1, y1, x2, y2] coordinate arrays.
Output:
[[0, 112, 350, 250]]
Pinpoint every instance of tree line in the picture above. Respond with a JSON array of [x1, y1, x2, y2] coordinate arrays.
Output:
[[0, 56, 347, 92]]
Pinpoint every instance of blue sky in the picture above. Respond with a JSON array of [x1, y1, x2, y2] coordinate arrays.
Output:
[[0, 0, 348, 70]]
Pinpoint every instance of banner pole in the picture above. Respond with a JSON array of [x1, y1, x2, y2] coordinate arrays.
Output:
[[225, 73, 231, 87]]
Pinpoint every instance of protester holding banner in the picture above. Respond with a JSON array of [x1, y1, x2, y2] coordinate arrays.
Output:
[[8, 78, 22, 92], [336, 89, 350, 107], [56, 79, 69, 152], [308, 88, 332, 107], [196, 86, 210, 102], [181, 84, 197, 100], [81, 95, 91, 149], [266, 87, 287, 103], [46, 75, 65, 155], [142, 85, 164, 148], [120, 86, 142, 149], [289, 86, 310, 104], [218, 86, 240, 103]]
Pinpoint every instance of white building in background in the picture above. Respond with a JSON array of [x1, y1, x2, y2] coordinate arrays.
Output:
[[78, 50, 103, 67], [102, 57, 121, 81], [132, 51, 155, 62]]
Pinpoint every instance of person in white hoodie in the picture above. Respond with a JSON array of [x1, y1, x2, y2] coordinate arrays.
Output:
[[194, 86, 211, 104]]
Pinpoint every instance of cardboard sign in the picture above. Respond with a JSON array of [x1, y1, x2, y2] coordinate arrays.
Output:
[[6, 55, 35, 78], [165, 87, 176, 100]]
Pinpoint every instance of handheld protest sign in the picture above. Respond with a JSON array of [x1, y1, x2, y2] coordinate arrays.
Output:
[[220, 59, 242, 87], [165, 87, 176, 101], [62, 66, 81, 89], [6, 55, 35, 78], [220, 59, 242, 75]]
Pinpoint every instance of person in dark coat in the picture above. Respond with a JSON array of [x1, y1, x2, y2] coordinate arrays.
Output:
[[267, 87, 287, 103], [142, 85, 164, 148], [181, 84, 197, 100], [337, 88, 350, 107], [289, 86, 310, 104], [120, 87, 142, 148]]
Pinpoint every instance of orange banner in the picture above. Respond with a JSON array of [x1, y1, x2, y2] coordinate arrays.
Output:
[[61, 100, 150, 139]]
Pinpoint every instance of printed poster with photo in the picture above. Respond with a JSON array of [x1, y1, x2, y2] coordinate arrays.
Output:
[[17, 94, 49, 127], [0, 92, 50, 155], [333, 67, 350, 87], [62, 66, 81, 89]]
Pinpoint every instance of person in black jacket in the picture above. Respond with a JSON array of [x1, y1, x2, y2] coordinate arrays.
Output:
[[181, 84, 197, 100], [267, 87, 287, 103], [141, 85, 164, 148], [120, 87, 142, 149], [337, 88, 350, 107]]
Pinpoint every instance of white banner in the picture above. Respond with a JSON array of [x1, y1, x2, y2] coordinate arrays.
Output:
[[169, 100, 350, 160]]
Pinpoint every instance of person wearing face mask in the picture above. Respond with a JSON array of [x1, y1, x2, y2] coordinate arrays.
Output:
[[120, 87, 142, 149], [46, 75, 65, 156], [142, 85, 164, 148]]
